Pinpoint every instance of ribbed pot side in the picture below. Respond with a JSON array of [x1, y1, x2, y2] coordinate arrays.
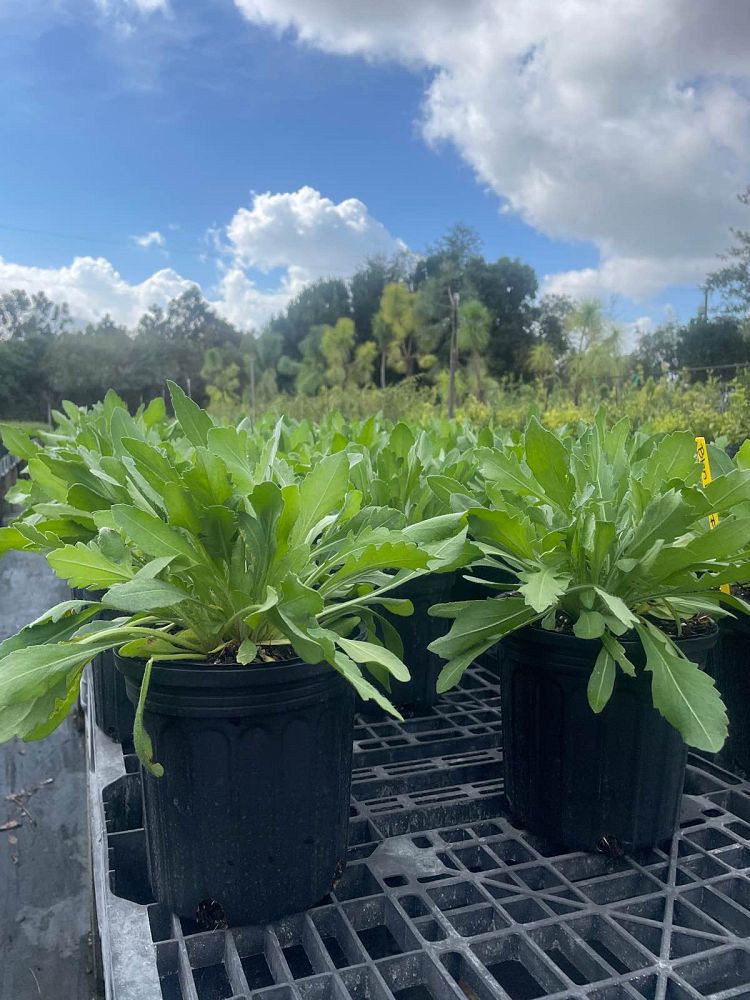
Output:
[[707, 616, 750, 779], [501, 625, 717, 852], [116, 653, 355, 926]]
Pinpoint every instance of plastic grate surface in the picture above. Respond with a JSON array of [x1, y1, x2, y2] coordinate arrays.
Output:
[[88, 659, 750, 1000]]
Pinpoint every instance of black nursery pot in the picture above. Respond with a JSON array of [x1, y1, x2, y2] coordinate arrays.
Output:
[[359, 573, 455, 716], [92, 646, 136, 744], [501, 624, 717, 852], [91, 608, 134, 743], [450, 564, 516, 603], [707, 617, 750, 779], [115, 652, 355, 926], [451, 565, 516, 674], [73, 589, 134, 742]]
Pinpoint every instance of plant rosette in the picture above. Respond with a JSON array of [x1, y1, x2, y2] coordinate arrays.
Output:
[[0, 383, 474, 775], [429, 414, 750, 753]]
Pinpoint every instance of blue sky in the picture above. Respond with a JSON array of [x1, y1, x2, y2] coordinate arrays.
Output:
[[1, 0, 746, 337]]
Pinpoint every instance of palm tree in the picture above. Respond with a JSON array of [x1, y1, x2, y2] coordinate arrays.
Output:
[[457, 299, 491, 402]]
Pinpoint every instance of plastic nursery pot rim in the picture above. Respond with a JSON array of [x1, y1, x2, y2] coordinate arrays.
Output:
[[114, 650, 351, 718], [505, 619, 718, 672]]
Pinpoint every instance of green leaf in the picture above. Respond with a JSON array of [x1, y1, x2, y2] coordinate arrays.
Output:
[[517, 566, 571, 613], [142, 395, 166, 427], [292, 452, 350, 545], [0, 602, 101, 660], [162, 482, 202, 535], [111, 505, 199, 563], [601, 631, 636, 676], [436, 648, 486, 694], [206, 426, 257, 492], [467, 508, 536, 561], [0, 423, 37, 461], [0, 525, 28, 556], [322, 538, 427, 594], [0, 638, 114, 706], [237, 639, 258, 665], [476, 449, 541, 499], [524, 417, 575, 508], [736, 439, 750, 472], [702, 469, 750, 513], [336, 637, 410, 682], [331, 651, 401, 718], [593, 589, 639, 630], [47, 542, 135, 588], [377, 598, 414, 617], [103, 578, 188, 613], [429, 596, 540, 660], [403, 514, 481, 573], [640, 432, 700, 490], [121, 438, 180, 494], [167, 380, 213, 447], [133, 658, 164, 777], [587, 646, 615, 713], [573, 611, 606, 639], [636, 621, 727, 751], [240, 482, 283, 585], [628, 491, 695, 559]]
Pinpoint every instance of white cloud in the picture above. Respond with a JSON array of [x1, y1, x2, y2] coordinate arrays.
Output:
[[213, 267, 308, 331], [542, 255, 717, 302], [0, 256, 194, 327], [131, 230, 166, 249], [226, 186, 405, 279], [233, 0, 750, 301], [0, 187, 405, 331]]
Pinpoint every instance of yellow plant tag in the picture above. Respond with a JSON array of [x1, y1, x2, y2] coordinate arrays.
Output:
[[695, 436, 730, 594]]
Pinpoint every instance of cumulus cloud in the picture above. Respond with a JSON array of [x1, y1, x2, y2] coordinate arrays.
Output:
[[542, 255, 718, 302], [0, 187, 405, 331], [233, 0, 750, 301], [213, 267, 308, 331], [0, 256, 194, 327], [131, 230, 166, 249], [226, 186, 405, 279]]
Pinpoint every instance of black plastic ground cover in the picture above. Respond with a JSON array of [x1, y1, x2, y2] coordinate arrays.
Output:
[[86, 658, 750, 1000]]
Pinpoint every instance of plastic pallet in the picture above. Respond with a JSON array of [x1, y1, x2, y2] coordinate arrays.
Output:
[[85, 662, 750, 1000]]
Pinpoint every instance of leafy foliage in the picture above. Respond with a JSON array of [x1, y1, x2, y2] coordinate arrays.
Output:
[[0, 386, 474, 773], [429, 413, 750, 751]]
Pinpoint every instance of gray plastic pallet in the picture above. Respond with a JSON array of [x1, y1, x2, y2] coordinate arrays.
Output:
[[85, 661, 750, 1000]]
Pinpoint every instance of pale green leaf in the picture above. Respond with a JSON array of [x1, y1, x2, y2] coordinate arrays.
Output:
[[636, 621, 727, 751], [587, 646, 615, 713], [237, 639, 258, 665], [167, 380, 213, 448], [336, 637, 410, 682]]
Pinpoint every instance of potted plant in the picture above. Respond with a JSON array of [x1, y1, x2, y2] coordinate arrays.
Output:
[[429, 415, 750, 852], [0, 386, 469, 926], [0, 391, 176, 743], [700, 440, 750, 778], [347, 421, 481, 712]]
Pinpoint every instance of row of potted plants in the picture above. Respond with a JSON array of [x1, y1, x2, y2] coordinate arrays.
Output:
[[1, 394, 750, 925]]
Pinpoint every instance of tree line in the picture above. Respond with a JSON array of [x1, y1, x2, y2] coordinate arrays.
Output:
[[1, 213, 749, 422]]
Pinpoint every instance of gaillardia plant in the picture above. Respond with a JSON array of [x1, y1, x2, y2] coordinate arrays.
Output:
[[430, 415, 750, 849], [0, 385, 473, 923]]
